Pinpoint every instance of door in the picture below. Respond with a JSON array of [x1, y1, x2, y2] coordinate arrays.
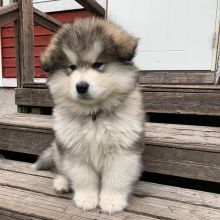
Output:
[[108, 0, 219, 70]]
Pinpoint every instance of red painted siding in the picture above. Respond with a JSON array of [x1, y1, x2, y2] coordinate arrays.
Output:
[[1, 10, 91, 78]]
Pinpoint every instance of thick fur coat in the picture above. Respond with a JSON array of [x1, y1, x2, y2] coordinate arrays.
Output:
[[34, 17, 144, 214]]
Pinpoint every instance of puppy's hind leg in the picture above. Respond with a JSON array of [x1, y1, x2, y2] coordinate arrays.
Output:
[[100, 153, 141, 214], [31, 142, 56, 170]]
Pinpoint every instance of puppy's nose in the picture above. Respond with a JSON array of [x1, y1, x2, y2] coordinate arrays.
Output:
[[76, 81, 89, 94]]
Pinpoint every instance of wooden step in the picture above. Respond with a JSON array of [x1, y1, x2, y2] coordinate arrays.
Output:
[[0, 113, 53, 155], [141, 84, 220, 116], [1, 113, 220, 182], [144, 123, 220, 182], [1, 158, 220, 219], [16, 84, 220, 115]]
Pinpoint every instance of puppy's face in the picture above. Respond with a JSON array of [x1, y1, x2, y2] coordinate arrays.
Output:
[[41, 17, 138, 111]]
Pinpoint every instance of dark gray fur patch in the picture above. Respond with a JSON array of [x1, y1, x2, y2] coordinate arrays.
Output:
[[41, 17, 137, 74]]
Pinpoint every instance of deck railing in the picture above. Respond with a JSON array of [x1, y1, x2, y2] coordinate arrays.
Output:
[[0, 0, 105, 88]]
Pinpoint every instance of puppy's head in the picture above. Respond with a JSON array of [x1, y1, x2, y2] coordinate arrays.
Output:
[[41, 17, 138, 113]]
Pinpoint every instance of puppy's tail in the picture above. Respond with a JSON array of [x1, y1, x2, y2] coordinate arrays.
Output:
[[31, 143, 55, 171]]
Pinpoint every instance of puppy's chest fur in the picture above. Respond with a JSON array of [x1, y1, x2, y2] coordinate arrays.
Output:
[[54, 108, 142, 170]]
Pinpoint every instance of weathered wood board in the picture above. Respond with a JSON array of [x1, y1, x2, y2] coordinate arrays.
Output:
[[1, 158, 220, 219], [0, 114, 220, 182], [139, 71, 215, 84], [16, 85, 220, 116], [0, 114, 53, 155]]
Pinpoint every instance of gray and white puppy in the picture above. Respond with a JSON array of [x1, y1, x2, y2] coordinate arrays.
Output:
[[34, 17, 144, 214]]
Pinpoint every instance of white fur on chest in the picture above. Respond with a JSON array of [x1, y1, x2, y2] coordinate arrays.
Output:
[[54, 109, 142, 170]]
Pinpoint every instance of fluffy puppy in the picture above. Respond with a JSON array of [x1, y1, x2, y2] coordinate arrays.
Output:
[[34, 17, 144, 214]]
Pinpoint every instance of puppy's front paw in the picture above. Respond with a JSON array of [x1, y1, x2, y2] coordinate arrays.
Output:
[[53, 175, 70, 193], [74, 190, 99, 211], [99, 191, 127, 214]]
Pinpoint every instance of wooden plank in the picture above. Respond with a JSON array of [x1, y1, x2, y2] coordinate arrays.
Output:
[[23, 83, 48, 89], [139, 71, 215, 84], [145, 122, 220, 152], [2, 160, 220, 219], [0, 209, 42, 220], [0, 113, 53, 129], [15, 0, 34, 86], [33, 7, 62, 32], [144, 91, 220, 116], [144, 145, 220, 182], [15, 86, 220, 117], [141, 84, 220, 93], [0, 187, 155, 220], [0, 158, 53, 178], [75, 0, 105, 17], [0, 3, 18, 27], [0, 113, 53, 154], [15, 88, 54, 107], [0, 125, 53, 154], [2, 158, 220, 211]]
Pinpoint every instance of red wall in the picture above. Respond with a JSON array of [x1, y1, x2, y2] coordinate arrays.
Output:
[[1, 10, 90, 78]]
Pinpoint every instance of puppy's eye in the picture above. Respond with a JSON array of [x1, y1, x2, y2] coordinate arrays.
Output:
[[92, 62, 104, 71], [65, 65, 77, 76], [69, 65, 77, 71]]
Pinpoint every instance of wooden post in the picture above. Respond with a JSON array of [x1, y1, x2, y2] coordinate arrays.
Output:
[[14, 0, 34, 88]]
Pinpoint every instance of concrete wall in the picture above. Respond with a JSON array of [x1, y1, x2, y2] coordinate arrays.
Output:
[[0, 88, 17, 116]]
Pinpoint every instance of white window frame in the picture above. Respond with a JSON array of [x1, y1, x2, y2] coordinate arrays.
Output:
[[212, 0, 220, 70]]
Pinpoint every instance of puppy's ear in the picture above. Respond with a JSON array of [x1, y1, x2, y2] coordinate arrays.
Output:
[[115, 35, 138, 61], [108, 24, 138, 61], [40, 24, 69, 73], [40, 45, 56, 74]]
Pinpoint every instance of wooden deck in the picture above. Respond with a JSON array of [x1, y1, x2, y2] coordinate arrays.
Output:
[[1, 158, 220, 219]]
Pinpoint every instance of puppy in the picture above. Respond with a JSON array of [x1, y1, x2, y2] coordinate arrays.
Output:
[[33, 17, 144, 214]]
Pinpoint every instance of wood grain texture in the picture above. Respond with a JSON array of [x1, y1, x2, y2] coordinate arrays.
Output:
[[144, 145, 220, 182], [2, 159, 220, 219], [0, 3, 18, 27], [0, 158, 53, 178], [23, 83, 48, 89], [15, 85, 220, 116], [0, 114, 53, 154], [33, 7, 62, 32], [0, 113, 53, 129], [15, 0, 34, 85], [145, 122, 220, 152], [141, 84, 220, 92], [0, 209, 42, 220], [1, 114, 220, 182], [144, 122, 220, 182], [0, 188, 155, 220], [144, 91, 220, 116], [139, 71, 215, 84], [2, 159, 220, 210], [15, 88, 54, 107], [0, 125, 53, 154], [75, 0, 105, 17]]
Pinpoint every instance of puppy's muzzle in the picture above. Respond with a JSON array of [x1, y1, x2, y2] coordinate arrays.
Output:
[[76, 81, 89, 95]]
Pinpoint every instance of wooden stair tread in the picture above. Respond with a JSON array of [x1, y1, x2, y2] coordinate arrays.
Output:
[[1, 113, 220, 182], [1, 113, 219, 152], [145, 122, 220, 152], [141, 84, 220, 91], [15, 85, 220, 116], [0, 113, 53, 129], [1, 159, 220, 219]]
